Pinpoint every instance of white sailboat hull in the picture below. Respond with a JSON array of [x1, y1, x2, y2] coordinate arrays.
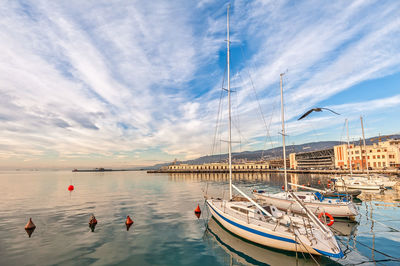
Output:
[[337, 175, 397, 188], [253, 193, 358, 218], [206, 199, 343, 258], [334, 179, 383, 190]]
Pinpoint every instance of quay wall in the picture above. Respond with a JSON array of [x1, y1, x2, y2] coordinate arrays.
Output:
[[147, 168, 399, 175]]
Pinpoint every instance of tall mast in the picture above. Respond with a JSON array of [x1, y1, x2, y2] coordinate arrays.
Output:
[[360, 116, 370, 179], [346, 119, 353, 176], [227, 4, 232, 200], [280, 73, 288, 192]]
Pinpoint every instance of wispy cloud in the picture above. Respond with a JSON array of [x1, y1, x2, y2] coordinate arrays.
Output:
[[0, 0, 399, 168]]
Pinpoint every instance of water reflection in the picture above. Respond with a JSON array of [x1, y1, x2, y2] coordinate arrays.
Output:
[[169, 172, 400, 202], [204, 217, 337, 266], [358, 189, 400, 204], [173, 172, 400, 264], [1, 170, 398, 265], [126, 223, 133, 231], [25, 228, 35, 238], [330, 221, 358, 236]]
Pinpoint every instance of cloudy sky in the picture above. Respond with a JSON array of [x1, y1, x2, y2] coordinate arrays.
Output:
[[1, 0, 400, 169]]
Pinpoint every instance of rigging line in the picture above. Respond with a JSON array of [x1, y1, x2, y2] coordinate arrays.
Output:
[[351, 236, 400, 261], [293, 227, 320, 266], [211, 63, 227, 156], [261, 95, 279, 159], [238, 44, 275, 153]]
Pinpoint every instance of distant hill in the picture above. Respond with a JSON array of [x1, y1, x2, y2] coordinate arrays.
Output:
[[143, 135, 400, 170]]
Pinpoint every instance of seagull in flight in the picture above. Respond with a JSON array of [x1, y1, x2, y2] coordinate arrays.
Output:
[[298, 107, 340, 120]]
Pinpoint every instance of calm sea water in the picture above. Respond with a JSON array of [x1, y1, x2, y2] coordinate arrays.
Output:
[[0, 170, 399, 265]]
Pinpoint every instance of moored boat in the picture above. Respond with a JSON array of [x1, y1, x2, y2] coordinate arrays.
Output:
[[253, 190, 358, 218], [206, 194, 343, 257], [205, 5, 343, 259]]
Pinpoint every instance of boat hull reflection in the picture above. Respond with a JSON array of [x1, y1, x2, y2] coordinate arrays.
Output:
[[329, 220, 358, 236]]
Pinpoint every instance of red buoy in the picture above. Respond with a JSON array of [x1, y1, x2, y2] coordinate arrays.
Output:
[[194, 204, 201, 214], [68, 185, 74, 191], [25, 218, 36, 230], [318, 180, 321, 184], [281, 185, 285, 190], [126, 216, 134, 225], [89, 215, 97, 225], [327, 183, 331, 188]]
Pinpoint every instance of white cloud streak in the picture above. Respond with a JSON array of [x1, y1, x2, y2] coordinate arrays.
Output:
[[0, 0, 399, 168]]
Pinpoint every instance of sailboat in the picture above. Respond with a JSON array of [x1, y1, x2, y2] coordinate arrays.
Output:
[[204, 218, 319, 266], [253, 75, 358, 218], [333, 117, 396, 190], [206, 5, 343, 258]]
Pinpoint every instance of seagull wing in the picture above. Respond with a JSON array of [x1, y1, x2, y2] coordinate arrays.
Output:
[[321, 108, 340, 115], [298, 109, 315, 120]]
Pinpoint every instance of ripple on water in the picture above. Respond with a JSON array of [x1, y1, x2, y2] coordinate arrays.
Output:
[[1, 171, 399, 265]]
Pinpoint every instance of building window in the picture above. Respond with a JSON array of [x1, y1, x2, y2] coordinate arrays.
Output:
[[382, 155, 385, 158], [355, 151, 359, 154], [373, 155, 376, 159], [378, 162, 381, 167], [367, 156, 370, 159], [377, 149, 381, 152], [373, 162, 377, 167], [377, 155, 380, 159], [383, 162, 386, 167]]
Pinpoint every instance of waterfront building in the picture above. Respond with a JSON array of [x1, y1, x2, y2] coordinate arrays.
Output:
[[334, 139, 400, 170], [165, 161, 270, 172], [288, 148, 335, 170]]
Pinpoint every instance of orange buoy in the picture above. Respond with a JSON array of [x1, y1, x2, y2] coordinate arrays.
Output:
[[327, 183, 331, 188], [318, 212, 334, 226], [281, 185, 285, 190], [126, 216, 134, 225], [25, 218, 36, 230], [68, 185, 74, 191], [194, 204, 201, 214], [318, 180, 321, 184], [89, 215, 97, 225]]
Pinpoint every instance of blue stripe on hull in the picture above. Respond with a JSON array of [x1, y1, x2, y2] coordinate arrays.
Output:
[[314, 248, 344, 258], [207, 201, 296, 244]]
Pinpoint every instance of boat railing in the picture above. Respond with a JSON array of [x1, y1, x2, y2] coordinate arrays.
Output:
[[219, 202, 281, 228], [288, 191, 332, 237]]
